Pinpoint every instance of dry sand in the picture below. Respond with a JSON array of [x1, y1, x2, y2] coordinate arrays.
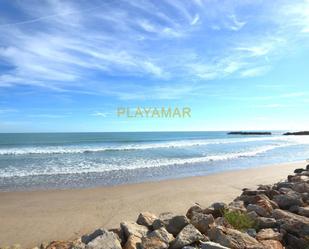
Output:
[[0, 161, 305, 248]]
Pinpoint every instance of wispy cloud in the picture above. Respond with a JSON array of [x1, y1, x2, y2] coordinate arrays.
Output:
[[228, 14, 246, 31], [0, 0, 308, 101], [91, 111, 109, 118], [240, 66, 270, 78]]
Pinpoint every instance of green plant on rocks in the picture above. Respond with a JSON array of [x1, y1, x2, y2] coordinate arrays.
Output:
[[223, 209, 257, 231]]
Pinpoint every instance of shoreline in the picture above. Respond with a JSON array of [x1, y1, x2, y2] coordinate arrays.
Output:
[[0, 160, 305, 248]]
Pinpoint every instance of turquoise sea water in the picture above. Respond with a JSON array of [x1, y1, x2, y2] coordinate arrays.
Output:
[[0, 131, 309, 191]]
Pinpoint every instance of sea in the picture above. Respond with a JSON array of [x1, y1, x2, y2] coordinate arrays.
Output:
[[0, 131, 309, 191]]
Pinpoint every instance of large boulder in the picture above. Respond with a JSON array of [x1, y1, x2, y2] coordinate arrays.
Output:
[[260, 240, 284, 249], [273, 190, 304, 210], [140, 236, 169, 249], [139, 228, 173, 249], [120, 222, 148, 240], [186, 204, 204, 219], [238, 194, 277, 210], [85, 230, 122, 249], [292, 182, 309, 193], [153, 213, 189, 236], [137, 212, 157, 228], [147, 227, 174, 244], [246, 211, 277, 228], [208, 226, 264, 249], [190, 212, 215, 234], [272, 209, 309, 237], [256, 217, 278, 229], [255, 229, 282, 241], [170, 224, 204, 249], [286, 233, 309, 249], [247, 204, 270, 217]]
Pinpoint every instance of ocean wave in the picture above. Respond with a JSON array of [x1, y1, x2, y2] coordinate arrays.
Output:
[[0, 136, 302, 155], [0, 144, 285, 178]]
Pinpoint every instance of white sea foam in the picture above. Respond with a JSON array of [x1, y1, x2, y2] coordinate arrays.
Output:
[[0, 144, 289, 177], [0, 135, 305, 155]]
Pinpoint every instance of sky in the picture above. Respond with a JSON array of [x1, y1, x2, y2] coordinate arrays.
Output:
[[0, 0, 309, 132]]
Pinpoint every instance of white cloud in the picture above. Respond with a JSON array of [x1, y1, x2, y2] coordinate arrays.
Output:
[[0, 0, 309, 100], [228, 15, 246, 31], [91, 112, 109, 117], [240, 66, 269, 78], [191, 14, 200, 25]]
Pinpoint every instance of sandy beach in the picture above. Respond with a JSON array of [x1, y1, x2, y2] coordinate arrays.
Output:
[[0, 161, 305, 248]]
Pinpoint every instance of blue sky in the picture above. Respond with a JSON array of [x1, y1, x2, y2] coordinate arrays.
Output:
[[0, 0, 309, 132]]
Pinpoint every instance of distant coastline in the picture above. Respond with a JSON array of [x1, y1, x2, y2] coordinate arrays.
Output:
[[227, 131, 272, 135], [283, 131, 309, 135]]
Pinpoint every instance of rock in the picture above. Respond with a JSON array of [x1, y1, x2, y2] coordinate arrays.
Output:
[[123, 235, 141, 249], [256, 229, 282, 241], [298, 206, 309, 217], [238, 194, 277, 210], [286, 233, 308, 249], [255, 217, 278, 229], [245, 228, 256, 238], [288, 174, 309, 182], [137, 212, 157, 228], [109, 228, 125, 246], [147, 227, 174, 244], [288, 205, 299, 213], [292, 182, 309, 193], [86, 230, 122, 249], [209, 202, 227, 218], [294, 168, 305, 174], [45, 241, 73, 249], [140, 236, 168, 249], [274, 182, 294, 190], [272, 209, 309, 237], [273, 190, 304, 209], [247, 204, 270, 217], [208, 226, 264, 249], [120, 222, 148, 240], [170, 224, 204, 249], [247, 208, 278, 227], [190, 212, 215, 234], [153, 213, 189, 236], [186, 204, 204, 219], [82, 229, 105, 244], [258, 184, 272, 191], [260, 240, 284, 249], [200, 241, 230, 249], [258, 195, 278, 210], [214, 217, 233, 229], [139, 228, 174, 249], [228, 201, 246, 213]]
